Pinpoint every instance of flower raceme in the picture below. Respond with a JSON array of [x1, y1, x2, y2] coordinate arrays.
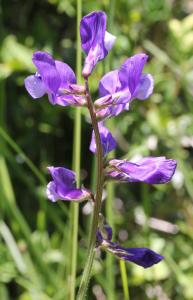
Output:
[[24, 10, 177, 285]]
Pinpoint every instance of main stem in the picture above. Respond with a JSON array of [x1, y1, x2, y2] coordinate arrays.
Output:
[[77, 78, 104, 300], [105, 1, 116, 298], [68, 0, 82, 298]]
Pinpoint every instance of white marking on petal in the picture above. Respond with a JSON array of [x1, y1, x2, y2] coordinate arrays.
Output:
[[104, 31, 116, 51], [46, 181, 58, 202], [135, 73, 154, 100]]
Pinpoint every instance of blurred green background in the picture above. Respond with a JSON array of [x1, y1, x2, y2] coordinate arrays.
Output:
[[1, 0, 193, 299]]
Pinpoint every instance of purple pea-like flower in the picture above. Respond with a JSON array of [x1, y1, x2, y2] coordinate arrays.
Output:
[[89, 122, 117, 156], [80, 11, 116, 77], [106, 157, 177, 184], [47, 166, 91, 202], [104, 242, 164, 268], [95, 53, 154, 119], [24, 51, 85, 107], [96, 228, 163, 268]]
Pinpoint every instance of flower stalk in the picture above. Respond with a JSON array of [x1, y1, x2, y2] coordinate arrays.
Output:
[[105, 1, 116, 297], [76, 78, 104, 300]]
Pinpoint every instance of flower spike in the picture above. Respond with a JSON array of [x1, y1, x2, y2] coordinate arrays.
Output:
[[23, 11, 177, 294]]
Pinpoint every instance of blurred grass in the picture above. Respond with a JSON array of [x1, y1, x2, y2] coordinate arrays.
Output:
[[1, 0, 193, 299]]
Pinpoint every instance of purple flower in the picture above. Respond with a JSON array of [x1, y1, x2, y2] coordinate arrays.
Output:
[[47, 166, 91, 202], [89, 122, 117, 156], [95, 54, 154, 119], [96, 228, 163, 268], [25, 51, 85, 106], [80, 11, 116, 77], [105, 242, 164, 268], [106, 157, 177, 184]]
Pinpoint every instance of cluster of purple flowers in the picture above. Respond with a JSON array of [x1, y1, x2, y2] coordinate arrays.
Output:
[[25, 11, 177, 269]]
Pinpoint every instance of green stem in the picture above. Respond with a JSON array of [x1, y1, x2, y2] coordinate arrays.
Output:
[[77, 78, 104, 300], [106, 160, 115, 299], [68, 0, 82, 299], [120, 260, 130, 300], [105, 1, 116, 298]]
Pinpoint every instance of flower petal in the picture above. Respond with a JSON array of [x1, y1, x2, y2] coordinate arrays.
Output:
[[104, 31, 116, 51], [96, 230, 103, 246], [97, 228, 163, 268], [46, 181, 89, 202], [118, 53, 148, 95], [47, 166, 91, 202], [55, 60, 76, 89], [103, 224, 113, 241], [107, 245, 164, 268], [95, 90, 131, 109], [96, 226, 113, 246], [48, 166, 76, 188], [80, 11, 106, 54], [32, 51, 61, 94], [135, 73, 154, 100], [107, 157, 177, 184], [81, 11, 114, 76], [96, 103, 129, 120], [24, 75, 46, 99], [54, 95, 85, 107], [95, 54, 151, 119], [89, 122, 117, 156], [95, 70, 130, 118], [99, 70, 120, 97]]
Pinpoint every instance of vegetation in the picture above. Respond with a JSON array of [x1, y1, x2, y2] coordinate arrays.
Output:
[[1, 0, 193, 299]]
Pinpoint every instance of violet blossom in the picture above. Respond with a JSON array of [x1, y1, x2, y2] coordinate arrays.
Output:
[[95, 53, 154, 119], [80, 11, 116, 77], [47, 167, 91, 202], [106, 157, 177, 184], [25, 51, 86, 107], [96, 227, 163, 268], [89, 122, 117, 156]]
